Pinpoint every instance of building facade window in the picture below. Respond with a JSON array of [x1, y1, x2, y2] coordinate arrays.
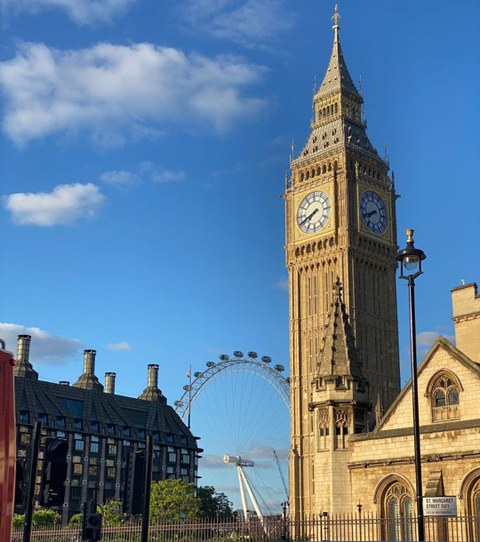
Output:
[[55, 416, 66, 428], [462, 471, 480, 541], [73, 419, 83, 430], [383, 482, 414, 542], [430, 372, 461, 422], [90, 421, 99, 432], [38, 413, 48, 424]]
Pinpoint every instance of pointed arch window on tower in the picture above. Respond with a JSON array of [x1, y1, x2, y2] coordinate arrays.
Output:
[[317, 409, 329, 451], [335, 409, 349, 449]]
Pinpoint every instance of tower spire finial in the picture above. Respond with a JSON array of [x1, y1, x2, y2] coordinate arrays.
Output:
[[332, 4, 341, 39]]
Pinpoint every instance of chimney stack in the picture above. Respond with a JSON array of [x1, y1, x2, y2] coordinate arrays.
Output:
[[17, 334, 31, 364], [147, 364, 159, 388], [73, 349, 103, 391], [138, 364, 165, 402], [105, 372, 116, 394], [14, 334, 38, 380], [83, 349, 96, 374]]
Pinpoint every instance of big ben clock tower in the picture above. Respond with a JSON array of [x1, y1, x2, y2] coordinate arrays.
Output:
[[285, 7, 401, 517]]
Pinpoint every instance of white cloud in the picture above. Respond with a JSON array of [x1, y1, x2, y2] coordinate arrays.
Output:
[[1, 0, 135, 25], [0, 323, 83, 364], [275, 278, 288, 291], [106, 341, 132, 351], [100, 170, 140, 187], [417, 331, 456, 353], [0, 42, 266, 146], [179, 0, 293, 50], [2, 183, 105, 226], [140, 161, 185, 184], [199, 453, 227, 469]]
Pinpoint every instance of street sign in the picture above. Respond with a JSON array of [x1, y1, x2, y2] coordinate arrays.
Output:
[[424, 496, 457, 517]]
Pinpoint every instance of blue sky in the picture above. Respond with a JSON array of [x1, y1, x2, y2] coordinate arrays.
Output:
[[1, 0, 479, 509]]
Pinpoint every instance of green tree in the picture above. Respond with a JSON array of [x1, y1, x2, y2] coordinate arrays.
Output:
[[99, 499, 124, 525], [197, 486, 234, 518], [32, 508, 61, 527], [149, 478, 201, 520]]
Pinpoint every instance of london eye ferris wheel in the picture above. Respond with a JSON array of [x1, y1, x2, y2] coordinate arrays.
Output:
[[174, 350, 290, 515]]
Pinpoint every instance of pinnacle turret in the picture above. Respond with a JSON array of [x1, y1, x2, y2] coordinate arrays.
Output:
[[317, 278, 364, 383]]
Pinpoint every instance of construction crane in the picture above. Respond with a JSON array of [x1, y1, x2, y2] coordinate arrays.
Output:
[[273, 450, 288, 500]]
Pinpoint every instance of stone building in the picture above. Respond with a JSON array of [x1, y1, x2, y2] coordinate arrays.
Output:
[[14, 334, 200, 523], [285, 6, 480, 539], [349, 282, 480, 537]]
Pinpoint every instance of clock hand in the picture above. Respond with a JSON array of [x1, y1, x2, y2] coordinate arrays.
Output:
[[299, 208, 319, 226], [363, 209, 378, 219]]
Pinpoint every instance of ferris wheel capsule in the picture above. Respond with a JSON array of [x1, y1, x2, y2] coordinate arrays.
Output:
[[274, 364, 285, 372], [206, 361, 215, 367], [194, 371, 202, 378], [219, 354, 230, 361], [174, 400, 184, 407], [233, 351, 244, 358], [261, 356, 272, 363], [247, 351, 258, 359]]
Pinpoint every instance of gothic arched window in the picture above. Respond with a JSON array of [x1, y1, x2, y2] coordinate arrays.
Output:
[[472, 480, 480, 541], [430, 372, 461, 422], [384, 482, 414, 542]]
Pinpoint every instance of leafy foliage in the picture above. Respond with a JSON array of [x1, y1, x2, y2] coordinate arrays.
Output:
[[99, 499, 125, 525], [12, 514, 25, 529], [32, 508, 61, 526], [68, 512, 82, 526], [149, 478, 201, 520], [198, 486, 234, 518]]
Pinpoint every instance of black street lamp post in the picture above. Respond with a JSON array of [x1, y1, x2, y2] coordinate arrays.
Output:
[[396, 229, 426, 542]]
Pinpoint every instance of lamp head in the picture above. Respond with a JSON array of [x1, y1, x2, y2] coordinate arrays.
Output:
[[396, 229, 426, 280]]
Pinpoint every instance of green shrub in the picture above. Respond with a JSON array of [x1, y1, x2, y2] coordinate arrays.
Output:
[[68, 512, 83, 526], [32, 508, 61, 527], [12, 514, 25, 530]]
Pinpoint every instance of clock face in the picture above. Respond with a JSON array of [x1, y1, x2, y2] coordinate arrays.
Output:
[[360, 190, 388, 234], [297, 191, 331, 233]]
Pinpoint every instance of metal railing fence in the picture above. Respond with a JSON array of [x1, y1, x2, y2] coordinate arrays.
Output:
[[11, 513, 479, 542]]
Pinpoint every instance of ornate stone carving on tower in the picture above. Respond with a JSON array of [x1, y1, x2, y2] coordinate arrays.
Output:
[[284, 6, 401, 518]]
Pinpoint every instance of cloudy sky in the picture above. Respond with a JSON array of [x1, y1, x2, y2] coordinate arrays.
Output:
[[1, 0, 479, 509]]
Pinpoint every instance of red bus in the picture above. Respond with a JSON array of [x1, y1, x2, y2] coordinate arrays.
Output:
[[0, 340, 16, 542]]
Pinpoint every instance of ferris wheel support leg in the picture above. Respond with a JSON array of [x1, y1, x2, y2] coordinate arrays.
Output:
[[238, 466, 266, 533], [237, 466, 249, 522]]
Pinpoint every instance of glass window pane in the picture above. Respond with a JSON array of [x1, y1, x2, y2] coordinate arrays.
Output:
[[448, 388, 459, 405], [434, 390, 446, 407]]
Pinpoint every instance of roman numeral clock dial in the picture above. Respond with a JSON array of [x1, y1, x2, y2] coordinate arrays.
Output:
[[360, 190, 388, 235], [297, 191, 331, 234]]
